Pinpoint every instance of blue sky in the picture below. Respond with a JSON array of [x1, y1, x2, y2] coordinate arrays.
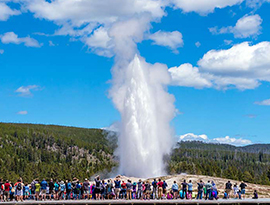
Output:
[[1, 0, 270, 145]]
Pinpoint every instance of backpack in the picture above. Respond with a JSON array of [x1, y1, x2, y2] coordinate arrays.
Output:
[[55, 183, 59, 191], [17, 183, 22, 190]]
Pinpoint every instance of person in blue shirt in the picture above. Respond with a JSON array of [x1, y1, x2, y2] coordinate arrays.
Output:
[[66, 180, 72, 200], [59, 181, 66, 200], [114, 178, 121, 199], [40, 179, 48, 200]]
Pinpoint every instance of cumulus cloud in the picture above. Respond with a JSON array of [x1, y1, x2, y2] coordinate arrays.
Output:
[[209, 14, 263, 38], [171, 0, 244, 14], [169, 63, 212, 88], [170, 41, 270, 90], [15, 85, 40, 97], [179, 133, 252, 146], [1, 32, 42, 47], [149, 30, 183, 52], [17, 111, 28, 115], [255, 98, 270, 105], [0, 2, 21, 21]]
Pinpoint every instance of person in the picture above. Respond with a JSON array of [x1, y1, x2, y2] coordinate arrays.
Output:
[[157, 179, 163, 199], [126, 180, 132, 200], [211, 181, 218, 200], [167, 190, 173, 200], [0, 179, 3, 202], [106, 179, 113, 199], [74, 181, 81, 200], [3, 180, 11, 202], [137, 179, 143, 199], [225, 181, 232, 199], [145, 181, 151, 200], [48, 179, 54, 200], [54, 180, 60, 200], [132, 182, 136, 199], [252, 190, 258, 199], [59, 181, 65, 199], [239, 181, 247, 199], [204, 180, 212, 200], [114, 178, 121, 199], [233, 183, 239, 199], [83, 178, 90, 199], [24, 183, 30, 200], [95, 176, 101, 200], [30, 179, 36, 200], [35, 179, 41, 201], [40, 179, 48, 200], [187, 180, 193, 199], [196, 180, 204, 200], [15, 179, 24, 202], [181, 180, 188, 199], [120, 180, 127, 199], [162, 180, 168, 195], [66, 180, 72, 200], [152, 179, 158, 199], [171, 181, 178, 199]]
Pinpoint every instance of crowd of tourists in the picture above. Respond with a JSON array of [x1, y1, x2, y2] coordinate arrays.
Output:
[[0, 176, 258, 202]]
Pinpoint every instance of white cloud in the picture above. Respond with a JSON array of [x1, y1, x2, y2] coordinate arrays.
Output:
[[179, 133, 252, 146], [224, 39, 233, 45], [169, 63, 212, 88], [255, 98, 270, 105], [169, 41, 270, 90], [0, 2, 21, 21], [171, 0, 244, 14], [149, 30, 183, 52], [1, 32, 42, 47], [15, 85, 40, 97], [246, 0, 270, 8], [17, 111, 28, 115], [84, 27, 114, 57], [213, 136, 252, 146], [209, 14, 263, 38], [195, 41, 201, 47]]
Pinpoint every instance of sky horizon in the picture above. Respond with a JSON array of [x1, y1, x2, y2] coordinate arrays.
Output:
[[1, 0, 270, 146]]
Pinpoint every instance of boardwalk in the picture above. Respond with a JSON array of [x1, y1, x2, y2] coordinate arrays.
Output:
[[1, 199, 270, 205]]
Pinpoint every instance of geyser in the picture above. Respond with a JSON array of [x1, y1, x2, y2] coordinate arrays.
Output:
[[111, 55, 175, 178]]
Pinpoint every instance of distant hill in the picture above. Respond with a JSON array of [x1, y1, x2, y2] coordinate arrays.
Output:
[[0, 123, 117, 182], [169, 141, 270, 185]]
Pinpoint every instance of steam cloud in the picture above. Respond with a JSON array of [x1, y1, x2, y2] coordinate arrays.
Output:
[[109, 16, 176, 178]]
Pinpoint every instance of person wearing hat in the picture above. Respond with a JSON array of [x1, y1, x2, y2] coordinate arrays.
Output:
[[59, 181, 66, 200]]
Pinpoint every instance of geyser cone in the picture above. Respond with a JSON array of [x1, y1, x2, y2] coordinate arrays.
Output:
[[115, 55, 175, 178]]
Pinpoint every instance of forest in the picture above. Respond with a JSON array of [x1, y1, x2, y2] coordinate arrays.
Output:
[[1, 122, 270, 185]]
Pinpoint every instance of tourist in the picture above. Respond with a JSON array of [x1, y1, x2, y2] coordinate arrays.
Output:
[[196, 180, 204, 200], [204, 180, 212, 200], [114, 177, 121, 199], [35, 179, 41, 201], [187, 180, 193, 199], [48, 179, 54, 200], [233, 183, 239, 199], [145, 180, 151, 200], [120, 180, 127, 199], [83, 178, 90, 199], [157, 179, 163, 199], [162, 180, 168, 195], [59, 181, 65, 200], [137, 179, 143, 199], [24, 183, 30, 200], [167, 190, 173, 199], [181, 180, 188, 199], [3, 180, 10, 202], [132, 182, 136, 199], [252, 190, 258, 199], [95, 176, 102, 200], [126, 179, 132, 200], [66, 180, 72, 200], [240, 181, 247, 199], [211, 181, 218, 200], [15, 179, 24, 202], [101, 180, 106, 200], [40, 179, 47, 200], [152, 179, 158, 199], [171, 181, 178, 199], [225, 181, 232, 199]]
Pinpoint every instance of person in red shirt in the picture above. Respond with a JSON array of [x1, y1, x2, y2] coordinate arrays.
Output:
[[157, 179, 164, 199], [121, 181, 127, 199], [4, 180, 11, 201]]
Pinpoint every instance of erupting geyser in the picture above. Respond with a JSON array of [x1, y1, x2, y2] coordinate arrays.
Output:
[[111, 55, 175, 178]]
